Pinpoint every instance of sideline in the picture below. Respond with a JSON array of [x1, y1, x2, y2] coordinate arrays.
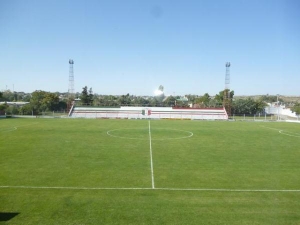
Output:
[[148, 120, 155, 189], [0, 185, 299, 192]]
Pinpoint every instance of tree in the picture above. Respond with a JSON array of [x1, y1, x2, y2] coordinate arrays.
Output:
[[232, 98, 267, 115], [215, 90, 234, 105], [291, 102, 300, 116], [185, 94, 198, 103], [6, 105, 19, 115], [30, 90, 48, 113], [57, 101, 67, 111], [0, 103, 8, 115], [80, 86, 89, 104], [260, 95, 284, 103], [195, 93, 210, 107], [88, 88, 94, 105], [29, 90, 64, 114], [131, 96, 150, 106], [255, 99, 268, 114], [175, 99, 189, 108], [41, 93, 60, 111], [118, 93, 131, 106], [1, 90, 15, 101], [19, 103, 34, 115], [95, 95, 119, 107], [21, 94, 31, 102], [80, 86, 94, 105], [233, 98, 253, 114], [149, 97, 160, 107], [163, 96, 176, 107]]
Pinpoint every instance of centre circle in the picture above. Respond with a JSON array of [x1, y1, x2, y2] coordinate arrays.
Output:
[[107, 128, 193, 140]]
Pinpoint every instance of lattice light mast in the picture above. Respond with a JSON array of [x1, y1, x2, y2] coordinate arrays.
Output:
[[225, 62, 230, 91], [223, 62, 231, 117], [68, 59, 75, 100]]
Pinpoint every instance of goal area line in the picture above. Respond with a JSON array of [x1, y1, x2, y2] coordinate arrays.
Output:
[[0, 185, 299, 192]]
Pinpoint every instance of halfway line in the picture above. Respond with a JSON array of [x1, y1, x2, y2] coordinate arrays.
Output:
[[149, 120, 155, 189]]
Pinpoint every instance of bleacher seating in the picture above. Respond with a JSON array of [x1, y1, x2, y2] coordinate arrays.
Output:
[[69, 106, 228, 120]]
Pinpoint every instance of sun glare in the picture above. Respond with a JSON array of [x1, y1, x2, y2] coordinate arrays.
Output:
[[154, 90, 163, 96]]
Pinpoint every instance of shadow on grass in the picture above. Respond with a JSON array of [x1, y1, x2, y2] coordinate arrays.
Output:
[[0, 212, 19, 221]]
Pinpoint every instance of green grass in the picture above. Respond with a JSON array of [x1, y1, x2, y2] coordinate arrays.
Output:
[[1, 118, 300, 224]]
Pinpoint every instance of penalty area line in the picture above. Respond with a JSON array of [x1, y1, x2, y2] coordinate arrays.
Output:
[[0, 186, 300, 192]]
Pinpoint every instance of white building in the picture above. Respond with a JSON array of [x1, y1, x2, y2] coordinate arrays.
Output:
[[265, 103, 297, 118]]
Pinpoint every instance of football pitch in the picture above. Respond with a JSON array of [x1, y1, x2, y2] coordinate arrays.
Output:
[[1, 118, 300, 224]]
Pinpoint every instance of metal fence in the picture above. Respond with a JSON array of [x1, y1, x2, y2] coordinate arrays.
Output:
[[7, 111, 69, 118], [231, 114, 299, 121]]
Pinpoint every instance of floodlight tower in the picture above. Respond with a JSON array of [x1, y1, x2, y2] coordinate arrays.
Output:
[[223, 62, 231, 117], [225, 62, 230, 90], [68, 59, 74, 100]]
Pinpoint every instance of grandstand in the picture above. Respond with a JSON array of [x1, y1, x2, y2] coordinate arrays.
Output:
[[69, 106, 228, 120]]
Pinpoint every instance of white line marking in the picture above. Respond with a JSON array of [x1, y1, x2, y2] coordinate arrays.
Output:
[[260, 126, 281, 131], [107, 128, 193, 140], [0, 123, 39, 133], [149, 120, 155, 189], [158, 188, 300, 192], [107, 128, 147, 140], [0, 185, 299, 192], [0, 127, 17, 132], [260, 126, 300, 138], [0, 186, 152, 190], [279, 130, 300, 138]]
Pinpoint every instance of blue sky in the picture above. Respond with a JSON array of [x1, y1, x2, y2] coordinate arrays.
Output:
[[0, 0, 299, 96]]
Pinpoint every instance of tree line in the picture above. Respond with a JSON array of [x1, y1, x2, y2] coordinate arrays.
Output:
[[1, 88, 300, 116], [0, 90, 66, 115]]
